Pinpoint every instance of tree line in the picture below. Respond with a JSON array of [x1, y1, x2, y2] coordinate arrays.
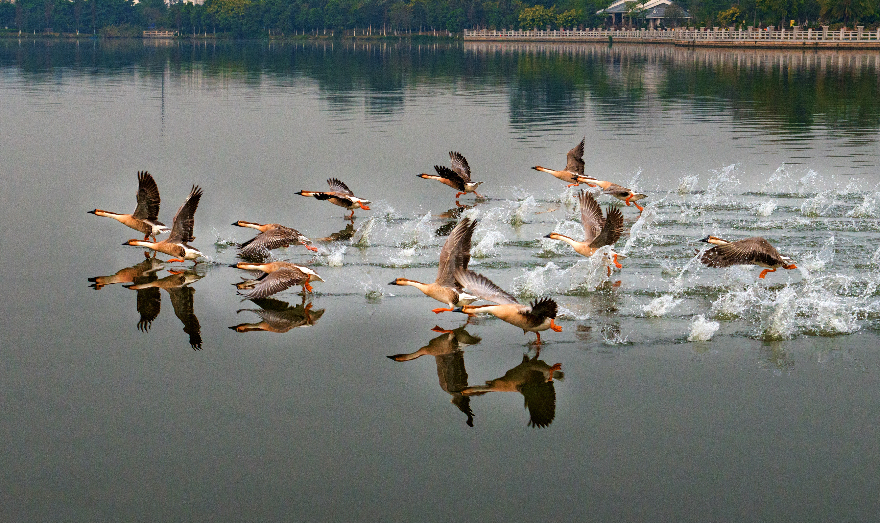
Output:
[[1, 0, 876, 37]]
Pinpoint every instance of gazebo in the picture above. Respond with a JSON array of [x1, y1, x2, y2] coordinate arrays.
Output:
[[597, 0, 691, 29]]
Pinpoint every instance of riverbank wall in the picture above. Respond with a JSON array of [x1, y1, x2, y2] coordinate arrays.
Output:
[[464, 27, 880, 50]]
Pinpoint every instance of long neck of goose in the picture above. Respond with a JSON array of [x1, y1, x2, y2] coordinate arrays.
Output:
[[128, 239, 156, 248], [399, 280, 430, 293]]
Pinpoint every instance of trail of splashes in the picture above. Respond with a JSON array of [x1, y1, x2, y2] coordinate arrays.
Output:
[[512, 253, 617, 299], [688, 315, 720, 341], [799, 235, 835, 273], [754, 200, 777, 217], [473, 230, 505, 259], [678, 175, 699, 195], [801, 190, 838, 217], [398, 213, 435, 248], [324, 245, 346, 267]]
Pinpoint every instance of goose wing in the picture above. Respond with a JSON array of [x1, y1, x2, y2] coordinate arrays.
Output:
[[436, 217, 477, 287], [702, 237, 781, 268], [523, 297, 558, 323], [240, 267, 307, 300], [590, 206, 624, 248], [578, 190, 605, 244], [449, 151, 472, 183], [240, 227, 310, 257], [168, 185, 202, 243], [133, 171, 162, 221], [454, 269, 518, 305], [432, 165, 466, 191], [327, 178, 354, 196], [167, 285, 202, 350], [564, 137, 585, 176]]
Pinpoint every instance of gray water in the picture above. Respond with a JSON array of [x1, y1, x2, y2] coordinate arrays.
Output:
[[2, 39, 879, 521]]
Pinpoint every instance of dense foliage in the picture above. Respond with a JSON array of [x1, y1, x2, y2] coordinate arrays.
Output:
[[0, 0, 876, 36]]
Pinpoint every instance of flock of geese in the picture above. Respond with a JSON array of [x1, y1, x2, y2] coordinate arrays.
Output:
[[88, 138, 798, 346]]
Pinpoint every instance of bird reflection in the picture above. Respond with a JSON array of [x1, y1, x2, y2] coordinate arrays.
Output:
[[462, 354, 563, 428], [126, 269, 205, 350], [230, 296, 324, 333], [388, 325, 481, 427], [88, 256, 165, 290], [317, 222, 356, 242]]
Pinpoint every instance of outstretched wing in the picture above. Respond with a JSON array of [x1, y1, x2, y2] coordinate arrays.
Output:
[[432, 165, 466, 191], [133, 171, 161, 220], [168, 185, 202, 243], [167, 285, 202, 350], [578, 190, 604, 244], [590, 207, 624, 248], [449, 151, 472, 183], [327, 178, 353, 196], [240, 267, 307, 300], [564, 137, 585, 175], [701, 237, 781, 268], [240, 227, 309, 258], [436, 217, 477, 287], [524, 297, 558, 322], [454, 269, 518, 305]]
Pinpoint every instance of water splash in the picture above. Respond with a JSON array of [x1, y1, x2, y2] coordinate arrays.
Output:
[[800, 190, 837, 217], [398, 213, 435, 248], [678, 175, 699, 195], [473, 229, 506, 259], [324, 245, 346, 267], [351, 216, 376, 247], [799, 235, 834, 273], [643, 294, 682, 317], [388, 246, 418, 267], [621, 206, 660, 255], [688, 315, 720, 341], [754, 200, 777, 217], [847, 192, 878, 218], [760, 286, 798, 340], [510, 196, 537, 227]]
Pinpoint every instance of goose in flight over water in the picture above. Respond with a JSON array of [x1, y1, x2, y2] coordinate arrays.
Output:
[[451, 269, 562, 344], [418, 151, 484, 199], [232, 221, 318, 259], [296, 178, 371, 220], [545, 190, 625, 274], [390, 217, 480, 314], [700, 235, 797, 279], [231, 261, 324, 299], [89, 171, 170, 241], [532, 138, 595, 187], [124, 185, 203, 263]]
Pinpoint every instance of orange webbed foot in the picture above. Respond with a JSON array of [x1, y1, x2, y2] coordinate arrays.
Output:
[[785, 264, 797, 270], [547, 362, 562, 381], [303, 282, 314, 293], [432, 307, 454, 314], [167, 258, 185, 263], [635, 202, 644, 213], [550, 319, 562, 332], [454, 192, 466, 199], [431, 325, 453, 334], [758, 268, 777, 279], [566, 182, 580, 187], [613, 253, 622, 269]]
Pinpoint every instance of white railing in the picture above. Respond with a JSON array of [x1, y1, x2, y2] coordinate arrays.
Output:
[[464, 27, 880, 44]]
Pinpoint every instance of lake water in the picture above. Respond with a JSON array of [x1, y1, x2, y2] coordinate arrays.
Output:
[[2, 39, 879, 521]]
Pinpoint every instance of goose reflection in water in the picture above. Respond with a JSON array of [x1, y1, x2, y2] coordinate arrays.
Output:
[[462, 354, 563, 428], [230, 296, 324, 333], [126, 269, 205, 350], [88, 256, 165, 290], [388, 325, 482, 427], [317, 222, 356, 243]]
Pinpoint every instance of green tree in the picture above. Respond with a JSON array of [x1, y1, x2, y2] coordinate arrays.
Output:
[[556, 7, 581, 28], [717, 5, 742, 25], [518, 4, 555, 28], [818, 0, 876, 24]]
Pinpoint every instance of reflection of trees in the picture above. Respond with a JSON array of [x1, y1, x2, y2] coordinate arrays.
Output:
[[3, 40, 878, 139]]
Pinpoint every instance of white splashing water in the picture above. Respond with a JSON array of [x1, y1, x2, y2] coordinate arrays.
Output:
[[688, 315, 720, 341], [799, 235, 835, 273], [398, 213, 435, 248], [351, 216, 376, 247], [324, 245, 346, 267], [847, 192, 878, 218], [873, 246, 880, 266], [643, 294, 683, 317], [510, 196, 537, 226], [760, 286, 799, 340], [678, 175, 699, 194], [621, 206, 660, 255], [388, 246, 418, 267], [801, 190, 837, 217], [754, 200, 777, 217], [473, 229, 506, 259]]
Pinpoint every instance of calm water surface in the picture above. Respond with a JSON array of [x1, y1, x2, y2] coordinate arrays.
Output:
[[2, 39, 879, 521]]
